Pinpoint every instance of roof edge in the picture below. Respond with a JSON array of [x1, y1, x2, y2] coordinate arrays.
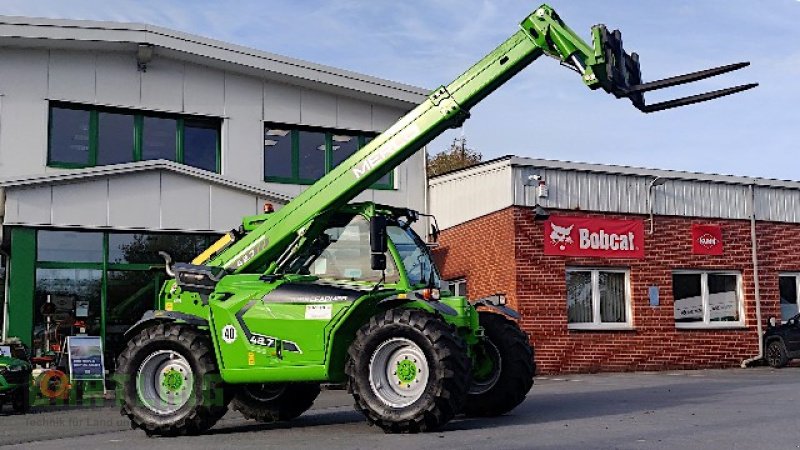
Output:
[[0, 15, 429, 106], [0, 160, 292, 203], [509, 156, 800, 190]]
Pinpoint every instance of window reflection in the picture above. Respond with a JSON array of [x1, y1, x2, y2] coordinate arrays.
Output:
[[37, 231, 103, 262]]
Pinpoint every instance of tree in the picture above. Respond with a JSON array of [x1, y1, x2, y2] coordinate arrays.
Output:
[[427, 137, 482, 177]]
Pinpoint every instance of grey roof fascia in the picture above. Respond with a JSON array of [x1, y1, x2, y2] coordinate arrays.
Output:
[[0, 15, 429, 107], [0, 160, 292, 203], [509, 156, 800, 191]]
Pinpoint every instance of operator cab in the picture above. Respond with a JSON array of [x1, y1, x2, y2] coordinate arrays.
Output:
[[277, 206, 441, 290]]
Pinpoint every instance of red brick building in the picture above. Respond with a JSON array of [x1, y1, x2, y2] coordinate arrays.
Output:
[[429, 157, 800, 375]]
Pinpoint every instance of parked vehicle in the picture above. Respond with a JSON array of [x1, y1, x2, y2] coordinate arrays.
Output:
[[764, 314, 800, 368], [0, 341, 32, 413], [116, 3, 755, 436]]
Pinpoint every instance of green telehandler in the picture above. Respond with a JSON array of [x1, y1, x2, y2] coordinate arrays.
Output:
[[117, 4, 755, 435]]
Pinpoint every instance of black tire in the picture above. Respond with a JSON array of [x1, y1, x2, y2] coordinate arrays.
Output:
[[232, 383, 320, 422], [11, 385, 30, 414], [117, 323, 231, 436], [765, 339, 789, 368], [346, 309, 470, 433], [463, 312, 534, 417]]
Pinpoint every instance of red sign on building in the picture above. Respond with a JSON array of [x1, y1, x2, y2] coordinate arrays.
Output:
[[692, 224, 723, 255], [543, 216, 645, 258]]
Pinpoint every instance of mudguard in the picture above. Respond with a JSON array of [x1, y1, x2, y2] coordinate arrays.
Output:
[[472, 297, 522, 320], [123, 310, 208, 339]]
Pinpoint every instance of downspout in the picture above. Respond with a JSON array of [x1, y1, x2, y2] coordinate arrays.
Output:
[[741, 183, 763, 367]]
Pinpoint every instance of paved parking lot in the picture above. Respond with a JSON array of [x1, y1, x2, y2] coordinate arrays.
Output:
[[1, 367, 798, 449]]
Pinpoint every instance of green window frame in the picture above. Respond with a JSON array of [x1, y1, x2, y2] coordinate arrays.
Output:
[[263, 123, 393, 190], [48, 102, 221, 173]]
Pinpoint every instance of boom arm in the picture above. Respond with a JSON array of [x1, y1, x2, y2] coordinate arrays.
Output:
[[198, 4, 755, 275]]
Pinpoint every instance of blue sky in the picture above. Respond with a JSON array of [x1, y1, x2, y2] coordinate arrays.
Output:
[[1, 1, 797, 179]]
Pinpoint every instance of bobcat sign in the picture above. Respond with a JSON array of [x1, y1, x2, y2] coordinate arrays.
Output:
[[544, 216, 645, 258]]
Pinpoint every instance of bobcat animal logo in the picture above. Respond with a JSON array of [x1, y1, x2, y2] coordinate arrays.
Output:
[[550, 223, 574, 251]]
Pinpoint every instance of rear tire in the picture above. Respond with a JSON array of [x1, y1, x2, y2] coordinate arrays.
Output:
[[117, 323, 231, 436], [346, 309, 470, 433], [765, 340, 789, 368], [463, 312, 534, 417], [232, 383, 320, 422], [11, 386, 30, 414]]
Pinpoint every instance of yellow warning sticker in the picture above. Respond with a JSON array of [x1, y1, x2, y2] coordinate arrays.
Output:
[[248, 352, 256, 366], [165, 302, 173, 311]]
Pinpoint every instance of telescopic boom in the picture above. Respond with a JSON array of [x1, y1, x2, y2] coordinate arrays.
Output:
[[187, 4, 755, 279]]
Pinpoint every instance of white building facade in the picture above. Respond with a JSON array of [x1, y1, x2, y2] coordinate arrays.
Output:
[[0, 16, 428, 366]]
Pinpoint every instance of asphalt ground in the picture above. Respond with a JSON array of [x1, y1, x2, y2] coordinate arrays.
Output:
[[1, 367, 798, 449]]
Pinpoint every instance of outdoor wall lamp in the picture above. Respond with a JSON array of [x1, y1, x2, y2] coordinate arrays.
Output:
[[137, 44, 154, 72], [647, 176, 669, 234], [523, 173, 550, 221]]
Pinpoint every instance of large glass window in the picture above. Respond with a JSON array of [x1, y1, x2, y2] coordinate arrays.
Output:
[[183, 119, 219, 172], [48, 102, 221, 173], [264, 127, 293, 180], [263, 123, 391, 189], [142, 116, 177, 161], [97, 112, 135, 165], [108, 233, 214, 264], [38, 231, 103, 262], [673, 271, 743, 328], [34, 268, 103, 355], [49, 107, 91, 165], [298, 130, 326, 181], [567, 268, 631, 329], [30, 229, 219, 370], [779, 274, 800, 322]]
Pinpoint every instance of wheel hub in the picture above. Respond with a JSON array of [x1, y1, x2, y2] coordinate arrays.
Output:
[[395, 359, 418, 384], [369, 337, 429, 408], [137, 350, 194, 415]]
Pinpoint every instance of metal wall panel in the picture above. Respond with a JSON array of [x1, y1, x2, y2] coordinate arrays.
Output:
[[223, 72, 263, 182], [210, 185, 258, 231], [300, 89, 336, 128], [51, 179, 107, 227], [263, 81, 301, 124], [95, 51, 140, 107], [0, 48, 48, 99], [371, 105, 402, 132], [6, 187, 51, 225], [513, 166, 754, 220], [160, 173, 211, 230], [48, 50, 96, 101], [140, 57, 184, 112], [183, 63, 224, 116], [336, 96, 372, 131], [108, 172, 160, 228], [430, 163, 512, 230]]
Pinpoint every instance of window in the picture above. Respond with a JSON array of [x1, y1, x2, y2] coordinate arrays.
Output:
[[779, 274, 800, 322], [444, 279, 467, 297], [48, 103, 220, 173], [673, 271, 743, 328], [263, 123, 392, 189], [566, 268, 631, 330], [283, 214, 399, 283]]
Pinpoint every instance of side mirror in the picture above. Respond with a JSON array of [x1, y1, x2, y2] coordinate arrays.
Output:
[[370, 216, 388, 271], [767, 316, 777, 328], [430, 223, 440, 243]]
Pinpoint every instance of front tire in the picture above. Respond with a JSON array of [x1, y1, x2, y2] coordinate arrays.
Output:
[[765, 340, 789, 368], [463, 312, 534, 417], [11, 386, 31, 414], [232, 383, 320, 422], [347, 309, 470, 433], [117, 323, 230, 436]]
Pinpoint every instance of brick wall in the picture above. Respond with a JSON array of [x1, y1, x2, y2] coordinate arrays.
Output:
[[435, 206, 796, 375]]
